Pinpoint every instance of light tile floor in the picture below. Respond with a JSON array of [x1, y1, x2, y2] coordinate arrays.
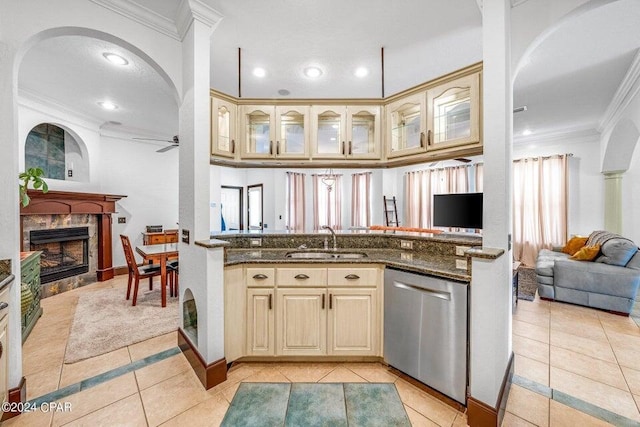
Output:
[[4, 276, 639, 426]]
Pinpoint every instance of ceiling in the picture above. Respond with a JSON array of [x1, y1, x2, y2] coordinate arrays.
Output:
[[16, 0, 640, 148]]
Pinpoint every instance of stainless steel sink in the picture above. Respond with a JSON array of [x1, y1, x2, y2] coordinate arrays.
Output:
[[285, 251, 368, 259]]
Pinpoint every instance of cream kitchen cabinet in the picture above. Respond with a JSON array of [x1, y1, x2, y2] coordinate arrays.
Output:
[[224, 266, 245, 362], [425, 72, 480, 151], [275, 287, 327, 356], [240, 105, 310, 160], [311, 105, 381, 160], [246, 287, 275, 356], [211, 96, 237, 158], [327, 288, 378, 356], [386, 93, 427, 159]]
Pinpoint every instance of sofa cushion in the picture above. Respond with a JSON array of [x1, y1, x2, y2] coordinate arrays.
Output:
[[627, 252, 640, 271], [535, 249, 570, 277], [570, 244, 601, 261], [562, 236, 588, 255], [596, 238, 639, 267]]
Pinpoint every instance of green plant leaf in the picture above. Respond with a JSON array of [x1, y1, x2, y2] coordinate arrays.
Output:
[[21, 192, 30, 207], [42, 181, 49, 192]]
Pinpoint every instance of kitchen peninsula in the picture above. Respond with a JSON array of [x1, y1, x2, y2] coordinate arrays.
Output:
[[197, 229, 501, 406]]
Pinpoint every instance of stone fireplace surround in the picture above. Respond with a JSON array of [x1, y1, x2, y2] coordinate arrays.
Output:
[[20, 190, 126, 297]]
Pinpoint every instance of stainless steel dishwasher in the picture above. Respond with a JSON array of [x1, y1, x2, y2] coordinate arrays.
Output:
[[384, 268, 468, 404]]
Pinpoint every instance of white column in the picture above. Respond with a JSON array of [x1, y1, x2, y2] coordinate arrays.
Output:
[[177, 1, 224, 364], [0, 39, 23, 391], [469, 0, 513, 407], [604, 171, 623, 234]]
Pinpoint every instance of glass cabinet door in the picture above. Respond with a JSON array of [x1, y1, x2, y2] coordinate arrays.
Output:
[[347, 106, 380, 159], [386, 94, 426, 159], [312, 106, 346, 159], [210, 97, 236, 158], [242, 106, 275, 158], [275, 106, 309, 159], [426, 73, 480, 150]]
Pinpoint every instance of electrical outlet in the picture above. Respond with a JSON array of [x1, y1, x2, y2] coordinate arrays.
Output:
[[182, 229, 190, 244], [117, 217, 126, 224], [250, 238, 262, 247], [455, 259, 467, 270], [400, 240, 413, 250], [456, 245, 471, 256], [400, 252, 414, 261]]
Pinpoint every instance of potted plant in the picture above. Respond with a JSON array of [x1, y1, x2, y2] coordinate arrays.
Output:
[[19, 167, 49, 207]]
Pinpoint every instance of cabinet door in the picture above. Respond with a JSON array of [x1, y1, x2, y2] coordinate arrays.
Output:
[[346, 106, 381, 160], [386, 93, 427, 159], [275, 106, 309, 159], [276, 288, 326, 356], [246, 288, 275, 356], [225, 266, 245, 362], [241, 105, 275, 159], [311, 106, 347, 159], [211, 97, 237, 158], [426, 73, 480, 151], [327, 288, 378, 356]]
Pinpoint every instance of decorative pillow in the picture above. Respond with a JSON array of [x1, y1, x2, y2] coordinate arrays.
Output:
[[596, 239, 639, 267], [562, 236, 588, 255], [570, 244, 601, 261]]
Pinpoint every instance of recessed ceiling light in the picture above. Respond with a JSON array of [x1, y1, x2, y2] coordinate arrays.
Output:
[[354, 67, 369, 78], [522, 129, 532, 136], [98, 101, 118, 110], [304, 66, 323, 78], [253, 67, 266, 78], [103, 53, 128, 66]]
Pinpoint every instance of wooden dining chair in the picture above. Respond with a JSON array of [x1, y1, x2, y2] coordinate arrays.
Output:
[[120, 234, 162, 306]]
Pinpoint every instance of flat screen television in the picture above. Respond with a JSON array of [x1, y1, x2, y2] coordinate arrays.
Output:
[[433, 193, 483, 229]]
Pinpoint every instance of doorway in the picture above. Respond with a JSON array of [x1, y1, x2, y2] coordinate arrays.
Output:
[[247, 184, 263, 230], [221, 186, 243, 231]]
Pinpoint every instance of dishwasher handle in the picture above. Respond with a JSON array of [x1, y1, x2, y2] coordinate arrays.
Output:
[[392, 281, 451, 301]]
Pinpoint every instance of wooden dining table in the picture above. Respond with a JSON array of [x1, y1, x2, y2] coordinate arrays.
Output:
[[135, 242, 178, 308]]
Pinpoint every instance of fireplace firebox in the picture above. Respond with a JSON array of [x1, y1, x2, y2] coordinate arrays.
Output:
[[30, 227, 90, 284]]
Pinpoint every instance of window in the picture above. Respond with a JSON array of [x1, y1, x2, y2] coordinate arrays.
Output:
[[351, 172, 371, 227], [313, 173, 342, 230], [285, 172, 305, 231]]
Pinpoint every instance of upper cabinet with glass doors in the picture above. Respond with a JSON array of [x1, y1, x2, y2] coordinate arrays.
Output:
[[386, 93, 427, 159], [240, 105, 310, 160], [211, 96, 237, 159], [425, 73, 480, 151], [311, 105, 381, 160]]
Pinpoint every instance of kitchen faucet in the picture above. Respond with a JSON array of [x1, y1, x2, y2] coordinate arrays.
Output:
[[322, 225, 337, 250]]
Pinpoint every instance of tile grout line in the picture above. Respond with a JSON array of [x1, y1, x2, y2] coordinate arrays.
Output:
[[512, 374, 640, 426], [28, 346, 181, 407]]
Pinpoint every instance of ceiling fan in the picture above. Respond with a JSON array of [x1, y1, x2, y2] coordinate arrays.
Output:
[[132, 135, 179, 153]]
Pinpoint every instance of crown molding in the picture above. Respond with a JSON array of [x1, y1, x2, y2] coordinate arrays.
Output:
[[90, 0, 181, 41], [599, 49, 640, 135], [176, 0, 224, 40], [514, 126, 600, 146], [18, 88, 104, 131]]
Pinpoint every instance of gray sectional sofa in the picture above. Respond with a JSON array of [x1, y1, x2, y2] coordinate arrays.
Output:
[[536, 231, 640, 314]]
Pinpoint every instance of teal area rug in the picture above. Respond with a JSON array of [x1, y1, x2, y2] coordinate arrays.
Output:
[[221, 383, 411, 427]]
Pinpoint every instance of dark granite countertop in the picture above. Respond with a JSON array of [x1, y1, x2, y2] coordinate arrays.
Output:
[[194, 239, 231, 249], [0, 258, 11, 285], [225, 248, 471, 283]]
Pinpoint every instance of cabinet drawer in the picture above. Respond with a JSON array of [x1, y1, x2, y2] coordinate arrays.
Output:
[[246, 268, 275, 287], [276, 268, 326, 287], [327, 268, 379, 287]]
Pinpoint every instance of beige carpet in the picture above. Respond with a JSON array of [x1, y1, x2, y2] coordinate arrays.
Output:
[[64, 285, 179, 364]]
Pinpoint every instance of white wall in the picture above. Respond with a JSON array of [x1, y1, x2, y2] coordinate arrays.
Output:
[[100, 135, 179, 266]]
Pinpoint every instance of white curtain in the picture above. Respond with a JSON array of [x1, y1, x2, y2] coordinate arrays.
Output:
[[313, 174, 342, 230], [351, 172, 371, 228], [513, 155, 567, 266], [404, 165, 470, 228], [285, 172, 305, 231]]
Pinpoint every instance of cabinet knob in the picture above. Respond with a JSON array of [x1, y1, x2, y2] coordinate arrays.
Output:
[[348, 141, 352, 155], [268, 293, 272, 310], [231, 139, 235, 154], [341, 141, 345, 155], [329, 293, 333, 309], [276, 141, 280, 155], [420, 132, 425, 148], [344, 274, 360, 280], [427, 129, 432, 146], [0, 342, 3, 359], [294, 274, 310, 280], [252, 274, 268, 280], [322, 293, 325, 309], [269, 140, 273, 155]]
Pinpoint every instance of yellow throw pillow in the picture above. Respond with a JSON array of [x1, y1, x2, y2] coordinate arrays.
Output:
[[570, 244, 601, 261], [562, 236, 588, 255]]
